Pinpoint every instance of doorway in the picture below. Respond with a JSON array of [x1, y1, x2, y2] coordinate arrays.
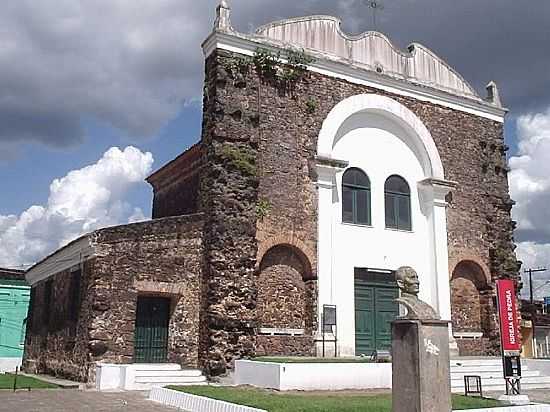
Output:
[[354, 269, 399, 355], [134, 296, 170, 363]]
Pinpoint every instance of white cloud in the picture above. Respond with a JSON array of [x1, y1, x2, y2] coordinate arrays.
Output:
[[509, 107, 550, 299], [0, 146, 153, 268], [2, 0, 550, 152]]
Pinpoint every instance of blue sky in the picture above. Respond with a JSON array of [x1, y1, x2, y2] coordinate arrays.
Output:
[[0, 104, 202, 217], [1, 0, 550, 296]]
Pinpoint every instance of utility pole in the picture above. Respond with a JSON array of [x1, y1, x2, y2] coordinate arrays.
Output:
[[525, 267, 547, 304], [524, 267, 547, 358]]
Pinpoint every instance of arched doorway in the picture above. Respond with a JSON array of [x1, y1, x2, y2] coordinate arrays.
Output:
[[451, 260, 489, 355], [256, 244, 315, 356]]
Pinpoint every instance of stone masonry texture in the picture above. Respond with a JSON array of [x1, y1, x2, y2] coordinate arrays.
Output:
[[203, 47, 519, 359], [24, 44, 520, 381], [23, 214, 204, 383]]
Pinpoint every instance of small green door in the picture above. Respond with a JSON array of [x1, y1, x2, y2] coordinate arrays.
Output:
[[354, 271, 399, 355], [134, 297, 170, 363]]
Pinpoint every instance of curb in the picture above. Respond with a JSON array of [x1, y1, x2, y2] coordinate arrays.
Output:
[[148, 386, 267, 412]]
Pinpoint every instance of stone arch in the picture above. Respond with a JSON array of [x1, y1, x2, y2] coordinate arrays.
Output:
[[448, 251, 491, 284], [450, 260, 491, 355], [257, 236, 315, 280], [256, 244, 315, 331], [317, 93, 444, 179]]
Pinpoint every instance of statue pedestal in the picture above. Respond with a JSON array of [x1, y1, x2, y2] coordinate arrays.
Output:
[[392, 319, 452, 412]]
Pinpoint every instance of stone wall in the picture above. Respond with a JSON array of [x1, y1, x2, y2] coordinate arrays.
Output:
[[90, 214, 204, 373], [256, 335, 315, 357], [24, 260, 94, 382], [211, 47, 519, 356], [148, 143, 204, 219], [199, 51, 259, 376], [24, 214, 205, 383]]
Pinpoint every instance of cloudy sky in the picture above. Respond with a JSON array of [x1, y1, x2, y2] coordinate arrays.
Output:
[[1, 0, 549, 296]]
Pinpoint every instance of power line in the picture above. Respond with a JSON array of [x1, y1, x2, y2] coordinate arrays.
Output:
[[524, 267, 548, 303]]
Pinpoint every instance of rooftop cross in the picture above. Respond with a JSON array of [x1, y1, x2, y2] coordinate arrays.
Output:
[[365, 0, 384, 31], [214, 0, 233, 32]]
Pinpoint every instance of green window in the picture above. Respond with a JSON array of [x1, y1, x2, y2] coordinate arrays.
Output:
[[384, 175, 411, 231], [342, 168, 371, 226]]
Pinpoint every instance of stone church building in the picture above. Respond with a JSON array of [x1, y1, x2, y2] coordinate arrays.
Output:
[[23, 2, 520, 383]]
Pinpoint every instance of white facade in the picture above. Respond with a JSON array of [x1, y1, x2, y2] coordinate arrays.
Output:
[[316, 94, 456, 356]]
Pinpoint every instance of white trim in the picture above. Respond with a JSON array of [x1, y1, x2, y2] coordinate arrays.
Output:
[[258, 327, 305, 336], [25, 236, 95, 286], [202, 32, 506, 122], [317, 94, 445, 179], [454, 332, 484, 339]]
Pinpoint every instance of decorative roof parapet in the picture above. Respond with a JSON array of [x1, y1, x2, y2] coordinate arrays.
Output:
[[485, 81, 503, 108], [254, 15, 481, 101], [214, 0, 233, 32], [203, 6, 507, 120]]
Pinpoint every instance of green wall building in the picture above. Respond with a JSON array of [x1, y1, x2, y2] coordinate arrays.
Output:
[[0, 268, 29, 372]]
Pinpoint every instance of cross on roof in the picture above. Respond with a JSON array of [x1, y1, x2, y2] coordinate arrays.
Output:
[[365, 0, 384, 30]]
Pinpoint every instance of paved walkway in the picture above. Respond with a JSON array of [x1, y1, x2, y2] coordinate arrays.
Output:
[[0, 390, 175, 412]]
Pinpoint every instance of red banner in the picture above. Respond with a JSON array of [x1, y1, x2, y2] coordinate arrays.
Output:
[[496, 279, 521, 353]]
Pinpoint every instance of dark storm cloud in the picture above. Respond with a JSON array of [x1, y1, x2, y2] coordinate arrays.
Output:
[[231, 0, 550, 113], [0, 0, 548, 150]]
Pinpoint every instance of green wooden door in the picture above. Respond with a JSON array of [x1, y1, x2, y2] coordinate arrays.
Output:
[[374, 287, 399, 351], [354, 286, 375, 355], [134, 297, 170, 363], [354, 275, 399, 355]]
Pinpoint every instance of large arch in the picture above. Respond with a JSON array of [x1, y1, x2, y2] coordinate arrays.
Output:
[[317, 94, 444, 179], [450, 260, 491, 355], [315, 92, 455, 356], [256, 244, 316, 357]]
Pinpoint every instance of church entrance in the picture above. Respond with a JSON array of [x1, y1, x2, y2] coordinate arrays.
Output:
[[354, 269, 399, 355], [134, 296, 170, 363]]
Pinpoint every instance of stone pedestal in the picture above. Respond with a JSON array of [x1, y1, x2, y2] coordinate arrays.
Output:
[[392, 319, 452, 412]]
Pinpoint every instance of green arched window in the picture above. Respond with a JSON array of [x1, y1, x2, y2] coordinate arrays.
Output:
[[385, 175, 411, 231], [342, 168, 371, 225]]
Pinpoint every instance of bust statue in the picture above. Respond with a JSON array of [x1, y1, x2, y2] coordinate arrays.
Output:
[[395, 266, 440, 320]]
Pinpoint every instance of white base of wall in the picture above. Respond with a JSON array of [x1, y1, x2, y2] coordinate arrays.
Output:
[[96, 363, 206, 391], [235, 359, 550, 393], [0, 358, 22, 373], [148, 387, 266, 412], [234, 360, 392, 391]]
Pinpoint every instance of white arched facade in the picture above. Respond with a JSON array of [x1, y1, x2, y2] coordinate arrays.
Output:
[[315, 94, 457, 356]]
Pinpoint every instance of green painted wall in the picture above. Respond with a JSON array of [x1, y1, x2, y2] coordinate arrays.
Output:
[[0, 281, 30, 358]]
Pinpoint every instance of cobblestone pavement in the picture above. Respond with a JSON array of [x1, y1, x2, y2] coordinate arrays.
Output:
[[0, 389, 176, 412]]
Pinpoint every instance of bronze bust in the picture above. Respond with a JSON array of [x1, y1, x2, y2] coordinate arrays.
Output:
[[395, 266, 440, 320]]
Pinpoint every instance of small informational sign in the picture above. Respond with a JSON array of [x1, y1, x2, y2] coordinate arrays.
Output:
[[496, 279, 521, 355], [323, 305, 337, 328]]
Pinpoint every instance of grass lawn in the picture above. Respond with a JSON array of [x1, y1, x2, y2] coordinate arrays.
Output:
[[0, 373, 58, 390], [253, 357, 376, 364], [169, 386, 504, 412]]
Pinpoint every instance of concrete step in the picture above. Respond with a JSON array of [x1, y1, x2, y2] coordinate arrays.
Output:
[[135, 375, 207, 384], [451, 376, 550, 389], [451, 382, 550, 393], [128, 363, 182, 371], [451, 370, 540, 378], [134, 369, 204, 378]]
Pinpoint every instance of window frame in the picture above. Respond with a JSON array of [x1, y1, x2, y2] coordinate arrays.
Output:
[[342, 168, 372, 226], [384, 175, 412, 231]]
